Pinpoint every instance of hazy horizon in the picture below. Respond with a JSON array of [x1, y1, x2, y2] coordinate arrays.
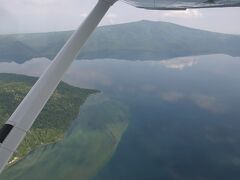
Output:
[[0, 0, 240, 35]]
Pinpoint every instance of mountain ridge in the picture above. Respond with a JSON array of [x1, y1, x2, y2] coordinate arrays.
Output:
[[0, 20, 240, 63]]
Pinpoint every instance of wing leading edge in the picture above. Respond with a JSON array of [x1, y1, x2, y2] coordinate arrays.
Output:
[[122, 0, 240, 10]]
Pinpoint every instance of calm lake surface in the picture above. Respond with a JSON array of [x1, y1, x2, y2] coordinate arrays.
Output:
[[1, 54, 240, 180]]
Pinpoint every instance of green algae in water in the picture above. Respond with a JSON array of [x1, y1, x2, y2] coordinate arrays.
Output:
[[0, 94, 129, 180], [0, 73, 97, 161]]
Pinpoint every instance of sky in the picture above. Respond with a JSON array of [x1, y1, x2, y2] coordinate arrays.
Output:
[[0, 0, 240, 35]]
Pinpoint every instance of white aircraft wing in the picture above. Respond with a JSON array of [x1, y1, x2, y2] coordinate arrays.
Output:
[[122, 0, 240, 10]]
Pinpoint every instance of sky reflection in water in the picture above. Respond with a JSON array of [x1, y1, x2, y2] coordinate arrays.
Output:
[[1, 54, 240, 179]]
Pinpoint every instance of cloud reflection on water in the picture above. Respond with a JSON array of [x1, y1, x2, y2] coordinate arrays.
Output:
[[160, 91, 225, 113], [0, 55, 238, 115]]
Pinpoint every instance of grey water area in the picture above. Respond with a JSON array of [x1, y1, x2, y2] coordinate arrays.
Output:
[[1, 54, 240, 179]]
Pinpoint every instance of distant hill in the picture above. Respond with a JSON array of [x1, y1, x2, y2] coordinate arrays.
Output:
[[0, 20, 240, 63]]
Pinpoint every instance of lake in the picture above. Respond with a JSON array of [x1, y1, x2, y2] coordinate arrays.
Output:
[[1, 54, 240, 180]]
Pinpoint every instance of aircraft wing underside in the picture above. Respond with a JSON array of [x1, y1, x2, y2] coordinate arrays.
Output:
[[122, 0, 240, 10]]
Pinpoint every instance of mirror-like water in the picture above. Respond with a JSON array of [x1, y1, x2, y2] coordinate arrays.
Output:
[[1, 54, 240, 180]]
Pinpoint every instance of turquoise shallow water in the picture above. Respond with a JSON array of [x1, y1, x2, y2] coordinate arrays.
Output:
[[1, 54, 240, 179]]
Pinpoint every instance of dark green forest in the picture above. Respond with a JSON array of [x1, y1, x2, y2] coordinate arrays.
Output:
[[0, 73, 98, 160]]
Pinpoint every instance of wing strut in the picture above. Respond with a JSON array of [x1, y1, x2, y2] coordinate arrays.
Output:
[[0, 0, 116, 173]]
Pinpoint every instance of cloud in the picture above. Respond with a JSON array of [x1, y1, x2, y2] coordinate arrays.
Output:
[[160, 91, 225, 113], [161, 57, 198, 70], [0, 0, 239, 34], [161, 92, 185, 102], [80, 13, 88, 18], [190, 94, 225, 113], [105, 13, 118, 24], [162, 9, 203, 19], [0, 5, 19, 34], [19, 0, 58, 7]]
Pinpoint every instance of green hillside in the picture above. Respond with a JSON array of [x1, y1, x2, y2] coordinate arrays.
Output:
[[0, 21, 240, 63], [0, 73, 98, 161]]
